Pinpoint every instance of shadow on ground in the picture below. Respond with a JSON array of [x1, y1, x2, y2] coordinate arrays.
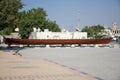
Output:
[[0, 46, 24, 52]]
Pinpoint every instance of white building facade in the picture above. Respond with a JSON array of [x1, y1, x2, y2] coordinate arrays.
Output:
[[29, 29, 87, 39], [111, 23, 120, 37]]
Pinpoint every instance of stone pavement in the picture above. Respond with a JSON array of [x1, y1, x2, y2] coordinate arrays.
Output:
[[0, 50, 96, 80]]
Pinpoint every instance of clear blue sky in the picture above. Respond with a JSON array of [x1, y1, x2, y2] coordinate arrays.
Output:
[[21, 0, 120, 30]]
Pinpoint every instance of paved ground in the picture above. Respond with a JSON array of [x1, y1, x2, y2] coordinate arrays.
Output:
[[0, 50, 95, 80], [20, 48, 120, 80]]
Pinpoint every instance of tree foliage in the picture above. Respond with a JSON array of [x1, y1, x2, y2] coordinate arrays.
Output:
[[18, 8, 61, 39], [18, 8, 47, 28], [82, 26, 94, 38], [45, 19, 61, 32], [82, 25, 105, 38], [0, 0, 23, 35], [18, 8, 47, 38], [0, 0, 61, 38]]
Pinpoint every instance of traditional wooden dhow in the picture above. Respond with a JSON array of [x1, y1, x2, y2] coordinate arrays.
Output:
[[3, 37, 112, 46]]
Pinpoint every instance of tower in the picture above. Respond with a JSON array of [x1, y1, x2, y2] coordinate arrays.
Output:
[[112, 22, 117, 29]]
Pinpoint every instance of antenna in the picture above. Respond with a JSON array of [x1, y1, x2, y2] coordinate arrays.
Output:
[[76, 11, 81, 32]]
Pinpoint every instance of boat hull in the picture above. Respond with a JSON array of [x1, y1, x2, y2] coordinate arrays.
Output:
[[3, 37, 112, 45]]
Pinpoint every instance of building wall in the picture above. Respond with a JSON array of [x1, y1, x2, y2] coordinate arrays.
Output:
[[102, 23, 120, 37], [29, 31, 87, 39], [111, 29, 120, 36], [111, 22, 120, 37]]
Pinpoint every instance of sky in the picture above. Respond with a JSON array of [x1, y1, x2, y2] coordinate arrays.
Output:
[[21, 0, 120, 31]]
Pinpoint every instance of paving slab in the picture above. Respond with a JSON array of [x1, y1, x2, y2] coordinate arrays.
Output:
[[0, 51, 96, 80]]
